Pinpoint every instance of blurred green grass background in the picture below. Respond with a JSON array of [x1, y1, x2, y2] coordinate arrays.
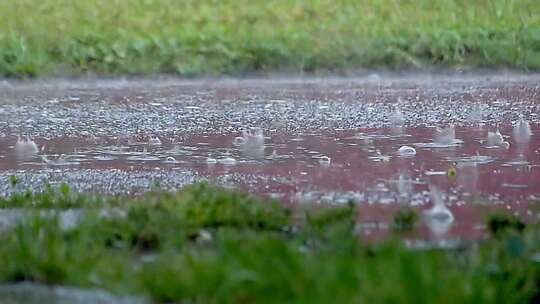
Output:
[[0, 0, 539, 77]]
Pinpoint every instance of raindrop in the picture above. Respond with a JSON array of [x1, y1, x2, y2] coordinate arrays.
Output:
[[318, 156, 331, 166], [14, 137, 39, 161], [234, 128, 264, 148], [41, 154, 79, 166], [389, 108, 405, 127], [457, 162, 478, 194], [396, 174, 413, 198], [148, 135, 162, 146], [368, 150, 391, 162], [423, 187, 454, 237], [424, 188, 454, 221], [487, 130, 510, 149], [487, 130, 503, 145], [219, 156, 237, 166], [398, 146, 416, 157], [513, 116, 532, 144], [416, 125, 463, 148], [233, 136, 245, 146], [467, 104, 484, 124], [206, 155, 218, 165], [235, 128, 265, 159], [435, 125, 457, 145]]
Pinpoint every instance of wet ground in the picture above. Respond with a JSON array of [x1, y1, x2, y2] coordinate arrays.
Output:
[[1, 74, 539, 242], [0, 283, 146, 304]]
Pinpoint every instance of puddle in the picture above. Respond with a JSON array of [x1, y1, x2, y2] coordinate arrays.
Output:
[[1, 77, 540, 241], [0, 123, 539, 241]]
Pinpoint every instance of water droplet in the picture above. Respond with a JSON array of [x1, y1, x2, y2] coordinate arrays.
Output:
[[318, 156, 331, 166], [435, 125, 458, 145], [398, 145, 416, 157], [206, 156, 218, 165], [148, 136, 162, 146], [424, 187, 454, 237], [219, 156, 237, 166], [15, 137, 39, 161], [389, 109, 405, 127], [513, 116, 532, 144]]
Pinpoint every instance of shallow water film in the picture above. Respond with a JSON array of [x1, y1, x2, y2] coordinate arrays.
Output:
[[1, 75, 539, 242]]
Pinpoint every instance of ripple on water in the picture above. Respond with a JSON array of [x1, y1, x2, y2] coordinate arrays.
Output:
[[446, 155, 495, 165], [126, 155, 160, 161], [415, 139, 464, 149], [0, 119, 539, 240]]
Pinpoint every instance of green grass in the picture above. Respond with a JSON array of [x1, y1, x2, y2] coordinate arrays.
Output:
[[0, 182, 539, 303], [0, 0, 539, 77]]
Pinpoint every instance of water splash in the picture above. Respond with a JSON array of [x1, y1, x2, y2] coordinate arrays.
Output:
[[398, 146, 416, 157], [234, 128, 265, 159], [416, 125, 463, 148], [368, 150, 391, 162], [318, 155, 331, 166], [41, 154, 79, 166], [388, 108, 405, 127], [423, 187, 454, 238], [457, 162, 479, 194], [513, 116, 532, 145], [487, 130, 510, 148], [15, 137, 39, 161], [435, 125, 457, 145], [467, 103, 485, 124], [126, 148, 160, 161], [234, 128, 264, 149], [164, 156, 180, 164], [218, 155, 237, 166], [148, 135, 162, 146], [206, 155, 218, 165], [396, 173, 413, 202]]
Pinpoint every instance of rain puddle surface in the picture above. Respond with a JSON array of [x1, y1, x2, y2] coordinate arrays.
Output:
[[1, 123, 539, 241], [1, 76, 540, 242]]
